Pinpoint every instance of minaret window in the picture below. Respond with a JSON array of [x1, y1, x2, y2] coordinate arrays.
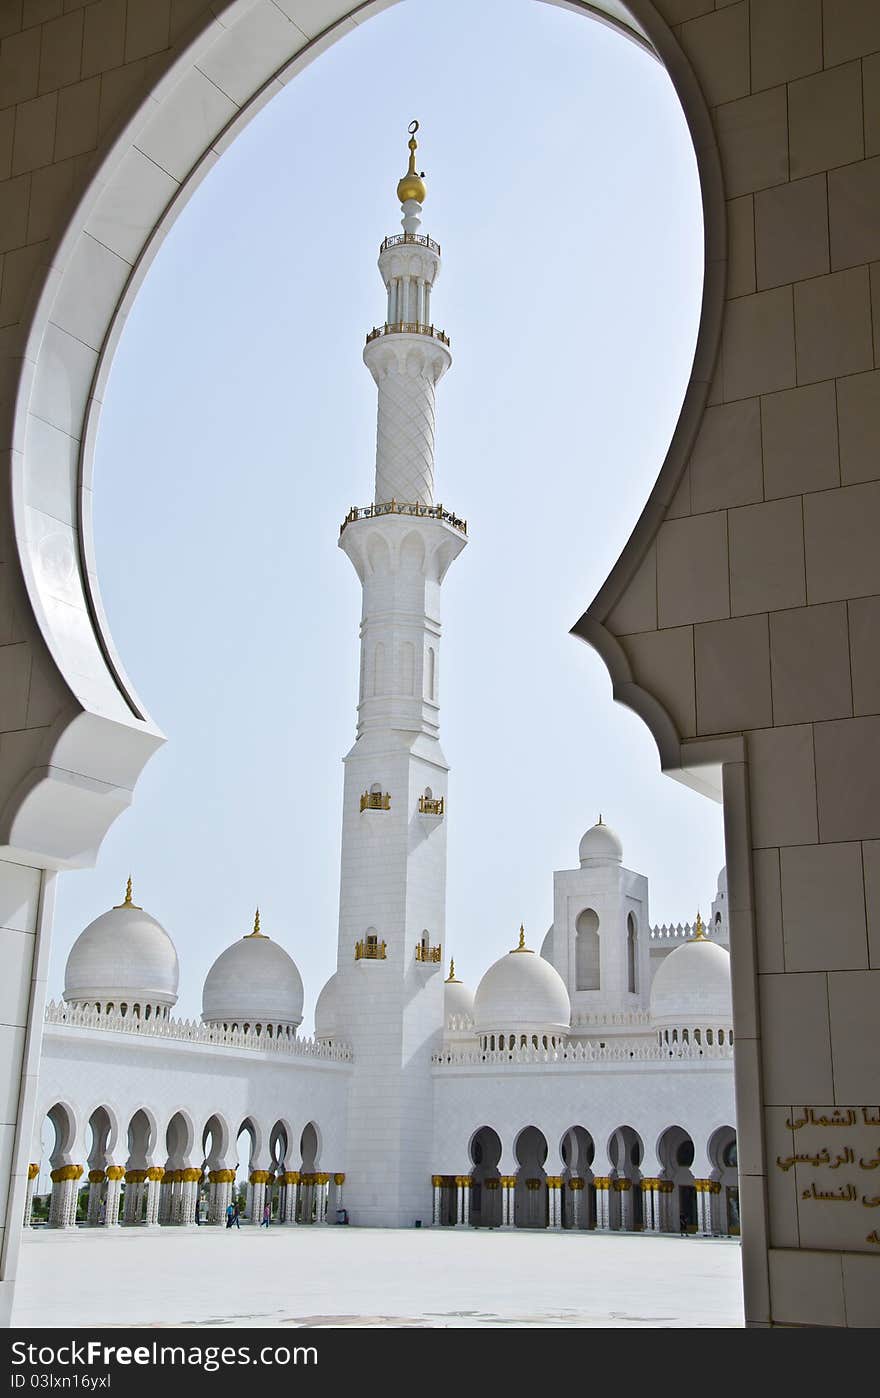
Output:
[[575, 909, 600, 991], [627, 912, 638, 994]]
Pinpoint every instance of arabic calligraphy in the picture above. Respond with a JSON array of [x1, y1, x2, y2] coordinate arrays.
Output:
[[776, 1147, 856, 1171], [800, 1182, 857, 1202], [786, 1107, 880, 1129]]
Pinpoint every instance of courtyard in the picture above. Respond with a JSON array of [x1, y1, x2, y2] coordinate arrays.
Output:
[[14, 1227, 743, 1329]]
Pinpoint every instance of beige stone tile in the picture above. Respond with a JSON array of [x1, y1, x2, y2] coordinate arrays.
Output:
[[726, 194, 755, 298], [753, 846, 784, 972], [750, 0, 821, 90], [814, 714, 880, 841], [849, 595, 880, 716], [714, 87, 788, 199], [170, 0, 212, 42], [0, 242, 44, 326], [125, 0, 171, 63], [769, 602, 852, 725], [827, 969, 880, 1100], [794, 267, 873, 384], [679, 2, 748, 107], [695, 613, 772, 733], [656, 0, 714, 21], [690, 398, 762, 512], [768, 1249, 845, 1327], [82, 0, 125, 79], [664, 465, 691, 519], [0, 8, 23, 43], [866, 53, 880, 160], [843, 1255, 880, 1328], [755, 174, 829, 290], [26, 153, 87, 243], [0, 107, 13, 182], [829, 156, 880, 270], [0, 174, 29, 254], [789, 61, 864, 180], [761, 381, 839, 499], [54, 77, 99, 162], [23, 2, 62, 24], [823, 0, 880, 65], [0, 28, 41, 109], [862, 839, 880, 968], [873, 261, 880, 368], [804, 480, 880, 603], [605, 543, 656, 637], [620, 625, 695, 738], [722, 286, 795, 400], [780, 842, 867, 971], [748, 724, 818, 847], [729, 497, 805, 616], [759, 970, 833, 1102], [38, 9, 84, 95], [0, 642, 31, 730], [657, 511, 729, 628], [837, 369, 880, 485], [11, 92, 57, 176]]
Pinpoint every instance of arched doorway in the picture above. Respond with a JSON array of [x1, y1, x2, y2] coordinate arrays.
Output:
[[514, 1126, 549, 1229], [658, 1125, 696, 1235], [560, 1126, 594, 1230], [469, 1126, 502, 1228]]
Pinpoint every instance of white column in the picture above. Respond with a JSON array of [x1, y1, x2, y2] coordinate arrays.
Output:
[[461, 1178, 470, 1227], [282, 1173, 299, 1224], [49, 1169, 81, 1229], [501, 1176, 515, 1229], [547, 1178, 561, 1229], [333, 1173, 345, 1222], [23, 1168, 37, 1227], [617, 1180, 633, 1230], [103, 1170, 123, 1227], [432, 1176, 441, 1226], [144, 1172, 162, 1228], [593, 1177, 611, 1230], [86, 1174, 104, 1225], [249, 1176, 267, 1226]]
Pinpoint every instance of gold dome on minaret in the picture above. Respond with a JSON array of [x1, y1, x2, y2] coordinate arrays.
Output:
[[397, 119, 427, 204]]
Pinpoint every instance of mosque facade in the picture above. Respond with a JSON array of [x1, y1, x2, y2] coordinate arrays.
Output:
[[29, 131, 738, 1243]]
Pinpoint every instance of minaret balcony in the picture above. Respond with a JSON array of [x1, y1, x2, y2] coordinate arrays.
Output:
[[418, 795, 444, 816], [365, 322, 450, 347], [415, 942, 442, 963], [380, 232, 440, 256], [340, 500, 466, 538], [360, 790, 391, 812], [355, 937, 387, 961]]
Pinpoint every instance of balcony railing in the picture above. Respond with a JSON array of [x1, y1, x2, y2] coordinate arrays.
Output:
[[419, 796, 444, 816], [380, 232, 441, 256], [415, 943, 442, 963], [341, 501, 467, 537], [365, 322, 450, 347], [360, 791, 391, 812], [355, 938, 386, 961]]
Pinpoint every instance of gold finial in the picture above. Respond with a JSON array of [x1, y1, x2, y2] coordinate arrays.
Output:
[[512, 923, 532, 953], [598, 813, 604, 825], [246, 907, 267, 939], [397, 119, 427, 205], [114, 876, 141, 910], [445, 958, 459, 983], [692, 910, 707, 941]]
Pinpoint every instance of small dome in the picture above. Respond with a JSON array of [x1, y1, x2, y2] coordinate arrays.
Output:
[[444, 960, 475, 1029], [579, 818, 623, 867], [540, 924, 554, 963], [64, 881, 179, 1011], [202, 911, 303, 1030], [314, 972, 339, 1042], [716, 865, 727, 895], [650, 932, 732, 1025], [474, 929, 570, 1037]]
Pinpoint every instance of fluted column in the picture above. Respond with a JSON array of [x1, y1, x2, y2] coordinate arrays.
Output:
[[144, 1167, 163, 1227], [282, 1171, 299, 1224], [180, 1170, 200, 1226], [23, 1164, 38, 1226], [593, 1177, 611, 1230], [103, 1166, 123, 1226], [546, 1177, 563, 1230], [694, 1180, 719, 1236], [500, 1175, 515, 1228], [49, 1166, 83, 1229], [615, 1178, 633, 1230], [249, 1171, 269, 1225], [333, 1173, 346, 1222], [86, 1170, 105, 1225]]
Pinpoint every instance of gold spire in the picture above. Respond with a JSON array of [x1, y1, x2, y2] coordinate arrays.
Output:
[[511, 923, 533, 953], [692, 910, 707, 941], [598, 813, 604, 825], [397, 119, 427, 205], [445, 958, 460, 983], [114, 876, 141, 910], [246, 907, 267, 939]]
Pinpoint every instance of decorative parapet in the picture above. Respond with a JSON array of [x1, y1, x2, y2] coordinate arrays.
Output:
[[355, 938, 386, 961], [365, 321, 450, 347], [418, 795, 444, 816], [360, 790, 391, 812], [649, 921, 704, 944], [43, 1000, 353, 1062], [432, 1038, 734, 1067], [415, 943, 442, 963], [340, 500, 467, 538], [570, 1010, 652, 1030], [380, 232, 441, 256]]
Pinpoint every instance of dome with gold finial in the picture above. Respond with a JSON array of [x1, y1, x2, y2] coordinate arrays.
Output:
[[650, 911, 732, 1030], [397, 119, 427, 205], [201, 909, 304, 1035], [473, 927, 570, 1047], [443, 958, 475, 1043], [63, 878, 179, 1020]]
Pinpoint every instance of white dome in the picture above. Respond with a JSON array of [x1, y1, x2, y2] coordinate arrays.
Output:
[[539, 925, 554, 962], [474, 933, 570, 1036], [314, 972, 339, 1041], [579, 819, 623, 866], [202, 917, 303, 1029], [444, 968, 475, 1028], [716, 865, 727, 895], [650, 935, 732, 1025], [64, 888, 179, 1010]]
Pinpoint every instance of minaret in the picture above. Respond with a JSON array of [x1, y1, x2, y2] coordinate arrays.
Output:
[[334, 124, 466, 1226]]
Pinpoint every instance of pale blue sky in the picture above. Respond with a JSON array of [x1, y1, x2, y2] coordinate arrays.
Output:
[[50, 0, 721, 1028]]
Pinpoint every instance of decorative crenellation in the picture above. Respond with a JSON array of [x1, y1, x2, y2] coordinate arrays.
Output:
[[44, 1000, 353, 1061], [571, 1010, 652, 1029], [432, 1038, 734, 1067], [649, 920, 707, 943]]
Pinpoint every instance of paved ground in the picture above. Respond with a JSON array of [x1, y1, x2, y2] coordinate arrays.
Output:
[[14, 1226, 744, 1328]]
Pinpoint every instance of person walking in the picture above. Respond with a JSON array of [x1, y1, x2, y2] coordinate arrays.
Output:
[[261, 1201, 271, 1228], [225, 1201, 235, 1229], [679, 1212, 689, 1237], [195, 1195, 201, 1226], [232, 1199, 241, 1229]]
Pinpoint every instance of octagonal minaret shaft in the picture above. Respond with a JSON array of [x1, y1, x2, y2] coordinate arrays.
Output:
[[334, 126, 466, 1227]]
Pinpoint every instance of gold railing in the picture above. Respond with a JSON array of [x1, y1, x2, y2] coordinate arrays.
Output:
[[341, 501, 467, 537], [415, 943, 442, 963], [419, 796, 444, 816], [365, 322, 450, 347], [360, 790, 391, 812], [380, 232, 440, 255], [355, 939, 386, 961]]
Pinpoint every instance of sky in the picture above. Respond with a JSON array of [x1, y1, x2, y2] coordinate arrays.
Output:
[[49, 0, 722, 1030]]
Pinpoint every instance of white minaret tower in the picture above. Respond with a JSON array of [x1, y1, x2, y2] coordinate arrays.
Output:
[[334, 124, 466, 1226]]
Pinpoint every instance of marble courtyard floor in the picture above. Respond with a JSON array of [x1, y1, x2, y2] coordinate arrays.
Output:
[[14, 1227, 744, 1328]]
